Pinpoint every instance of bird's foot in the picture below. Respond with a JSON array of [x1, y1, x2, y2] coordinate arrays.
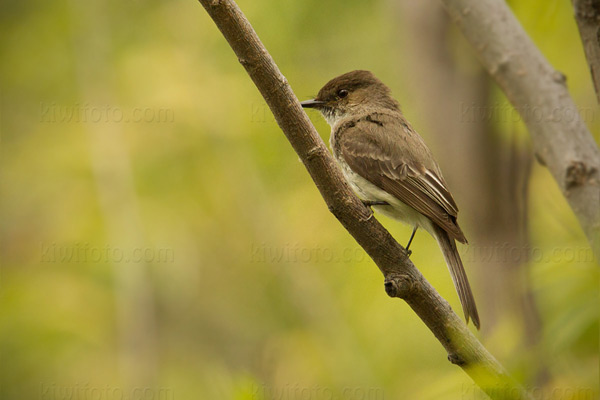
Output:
[[404, 226, 418, 258]]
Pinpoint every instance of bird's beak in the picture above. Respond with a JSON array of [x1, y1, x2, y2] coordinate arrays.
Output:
[[300, 99, 325, 109]]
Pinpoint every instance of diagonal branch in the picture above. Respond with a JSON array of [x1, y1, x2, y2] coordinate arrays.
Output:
[[197, 1, 533, 398], [571, 0, 600, 103], [439, 0, 600, 257]]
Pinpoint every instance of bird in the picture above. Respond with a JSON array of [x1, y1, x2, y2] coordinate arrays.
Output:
[[301, 70, 480, 329]]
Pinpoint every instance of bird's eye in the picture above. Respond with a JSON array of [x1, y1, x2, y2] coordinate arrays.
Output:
[[337, 89, 348, 98]]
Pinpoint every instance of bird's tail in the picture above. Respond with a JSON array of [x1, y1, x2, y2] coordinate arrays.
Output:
[[432, 225, 480, 329]]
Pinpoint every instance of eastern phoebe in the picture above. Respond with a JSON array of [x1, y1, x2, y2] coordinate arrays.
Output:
[[301, 70, 480, 329]]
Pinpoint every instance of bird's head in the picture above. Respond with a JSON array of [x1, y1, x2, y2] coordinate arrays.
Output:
[[301, 70, 399, 126]]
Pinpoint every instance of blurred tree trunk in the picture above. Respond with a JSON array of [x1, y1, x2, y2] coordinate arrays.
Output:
[[68, 0, 159, 387], [394, 0, 548, 385], [571, 0, 600, 103]]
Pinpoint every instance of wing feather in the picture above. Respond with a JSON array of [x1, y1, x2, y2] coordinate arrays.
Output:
[[336, 113, 467, 243]]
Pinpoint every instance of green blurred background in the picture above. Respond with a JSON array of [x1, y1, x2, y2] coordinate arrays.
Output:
[[1, 0, 598, 399]]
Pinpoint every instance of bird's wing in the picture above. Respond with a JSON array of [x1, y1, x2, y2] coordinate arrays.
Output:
[[336, 113, 467, 243]]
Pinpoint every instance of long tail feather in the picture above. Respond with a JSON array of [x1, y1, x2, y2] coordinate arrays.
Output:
[[432, 225, 480, 329]]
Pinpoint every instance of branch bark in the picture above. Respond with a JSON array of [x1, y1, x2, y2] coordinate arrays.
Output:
[[439, 0, 600, 257], [197, 1, 532, 398], [571, 0, 600, 103]]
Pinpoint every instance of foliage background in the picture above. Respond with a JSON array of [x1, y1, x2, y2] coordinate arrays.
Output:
[[0, 0, 598, 399]]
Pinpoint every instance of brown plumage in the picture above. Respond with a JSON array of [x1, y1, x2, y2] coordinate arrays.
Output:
[[302, 70, 480, 329], [333, 112, 468, 244]]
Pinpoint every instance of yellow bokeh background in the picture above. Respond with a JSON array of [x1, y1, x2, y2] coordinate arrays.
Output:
[[1, 0, 597, 399]]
